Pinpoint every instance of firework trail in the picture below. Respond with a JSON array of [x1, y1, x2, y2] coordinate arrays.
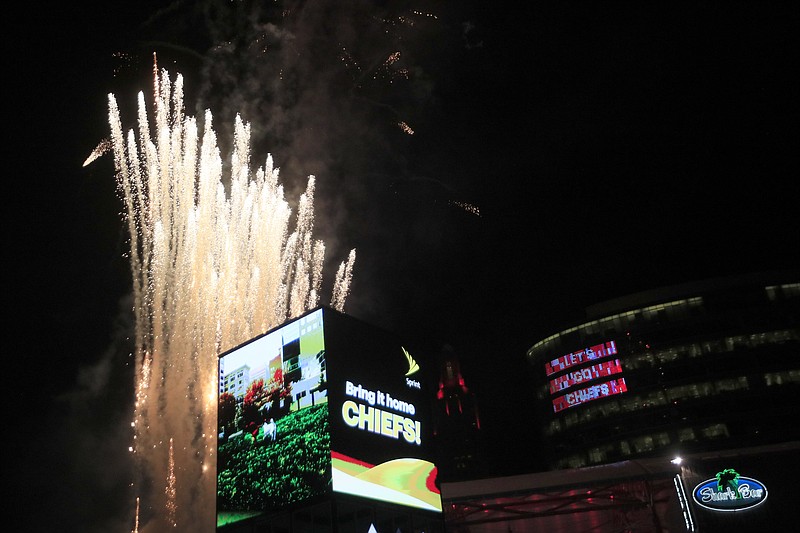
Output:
[[82, 138, 112, 167], [107, 68, 354, 532]]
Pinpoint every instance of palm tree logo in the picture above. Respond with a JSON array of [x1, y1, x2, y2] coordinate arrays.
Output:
[[716, 468, 741, 498]]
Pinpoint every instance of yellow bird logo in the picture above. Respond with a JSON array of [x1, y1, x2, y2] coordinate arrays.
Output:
[[403, 346, 419, 376]]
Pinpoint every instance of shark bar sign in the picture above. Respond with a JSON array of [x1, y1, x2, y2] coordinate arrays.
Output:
[[692, 469, 768, 512]]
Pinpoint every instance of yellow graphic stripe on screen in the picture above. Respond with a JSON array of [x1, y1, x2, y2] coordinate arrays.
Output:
[[332, 454, 441, 512]]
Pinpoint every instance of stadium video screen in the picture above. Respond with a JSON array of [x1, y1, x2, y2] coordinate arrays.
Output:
[[324, 311, 441, 513], [216, 308, 441, 528]]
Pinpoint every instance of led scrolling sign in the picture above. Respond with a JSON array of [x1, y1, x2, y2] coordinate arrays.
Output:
[[545, 341, 628, 413]]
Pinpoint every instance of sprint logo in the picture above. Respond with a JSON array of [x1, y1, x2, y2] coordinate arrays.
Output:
[[403, 347, 421, 389]]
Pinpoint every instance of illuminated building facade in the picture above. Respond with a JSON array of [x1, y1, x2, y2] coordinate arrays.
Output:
[[527, 271, 800, 470]]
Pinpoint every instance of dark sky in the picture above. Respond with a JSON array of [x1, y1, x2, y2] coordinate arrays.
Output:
[[9, 1, 798, 532]]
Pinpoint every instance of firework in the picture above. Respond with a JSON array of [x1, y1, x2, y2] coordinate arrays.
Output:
[[397, 121, 415, 135], [106, 68, 354, 532], [82, 138, 112, 167]]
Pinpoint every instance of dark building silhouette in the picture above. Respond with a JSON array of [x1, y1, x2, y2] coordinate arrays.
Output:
[[437, 271, 799, 533], [526, 270, 800, 469], [432, 345, 484, 481]]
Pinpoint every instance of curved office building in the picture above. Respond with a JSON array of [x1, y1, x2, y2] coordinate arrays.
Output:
[[527, 271, 799, 470]]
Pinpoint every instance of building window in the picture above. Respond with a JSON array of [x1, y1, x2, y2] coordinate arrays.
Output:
[[564, 455, 585, 469], [632, 435, 654, 453], [653, 432, 670, 448], [701, 423, 729, 439], [715, 376, 749, 393], [678, 427, 696, 442], [766, 282, 800, 300], [588, 447, 605, 463], [620, 440, 631, 456], [764, 370, 800, 386]]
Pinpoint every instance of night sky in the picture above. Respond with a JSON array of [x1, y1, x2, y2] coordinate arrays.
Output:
[[9, 2, 798, 532]]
